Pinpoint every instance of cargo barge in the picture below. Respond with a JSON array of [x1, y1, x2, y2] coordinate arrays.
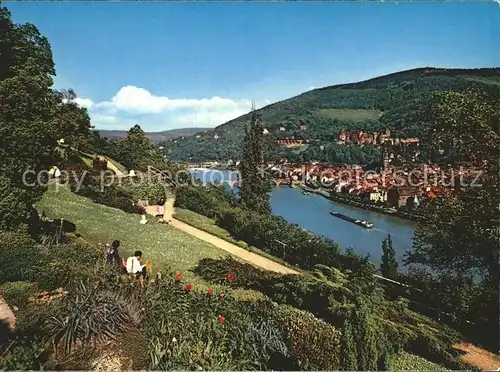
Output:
[[329, 211, 374, 229]]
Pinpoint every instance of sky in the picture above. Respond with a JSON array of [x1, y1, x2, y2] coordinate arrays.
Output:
[[7, 1, 500, 132]]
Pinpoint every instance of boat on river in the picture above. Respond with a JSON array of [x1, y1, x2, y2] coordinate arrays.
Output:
[[302, 191, 311, 195], [329, 211, 374, 229]]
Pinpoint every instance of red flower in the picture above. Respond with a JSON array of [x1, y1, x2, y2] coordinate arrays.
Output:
[[218, 315, 225, 323], [207, 288, 213, 295], [175, 271, 182, 281], [226, 273, 235, 282], [219, 292, 225, 297], [184, 284, 192, 292]]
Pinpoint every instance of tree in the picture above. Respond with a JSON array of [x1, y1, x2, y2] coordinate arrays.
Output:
[[238, 110, 271, 214], [353, 305, 378, 371], [405, 89, 500, 350], [380, 234, 398, 279], [339, 314, 357, 370], [118, 125, 165, 171], [52, 89, 93, 152], [0, 5, 59, 230]]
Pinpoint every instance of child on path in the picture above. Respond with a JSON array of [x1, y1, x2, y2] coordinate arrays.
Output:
[[156, 198, 166, 224]]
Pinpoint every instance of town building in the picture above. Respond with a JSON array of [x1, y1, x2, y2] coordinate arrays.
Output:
[[274, 139, 307, 148], [386, 186, 418, 208]]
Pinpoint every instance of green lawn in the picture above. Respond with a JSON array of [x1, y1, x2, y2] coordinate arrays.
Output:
[[36, 186, 260, 296]]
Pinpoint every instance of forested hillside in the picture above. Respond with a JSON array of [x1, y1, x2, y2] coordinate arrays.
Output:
[[165, 67, 500, 163], [99, 127, 209, 144]]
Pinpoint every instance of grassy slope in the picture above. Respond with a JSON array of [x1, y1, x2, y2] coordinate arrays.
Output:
[[98, 128, 210, 144], [36, 185, 260, 298]]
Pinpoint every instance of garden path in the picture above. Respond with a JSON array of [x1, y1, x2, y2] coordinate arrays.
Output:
[[144, 204, 298, 275]]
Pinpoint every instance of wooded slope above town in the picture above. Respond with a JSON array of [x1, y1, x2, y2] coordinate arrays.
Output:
[[165, 67, 500, 162]]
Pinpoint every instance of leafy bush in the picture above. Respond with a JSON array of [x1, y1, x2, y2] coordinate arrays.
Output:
[[389, 351, 444, 371], [175, 184, 235, 219], [0, 231, 42, 283], [0, 336, 47, 371], [194, 257, 356, 328], [34, 240, 106, 291], [0, 281, 34, 308], [69, 171, 144, 214], [271, 304, 341, 370], [122, 178, 166, 204], [194, 257, 471, 371]]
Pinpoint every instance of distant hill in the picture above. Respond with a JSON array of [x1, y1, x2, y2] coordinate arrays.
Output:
[[98, 127, 210, 144], [165, 67, 500, 163]]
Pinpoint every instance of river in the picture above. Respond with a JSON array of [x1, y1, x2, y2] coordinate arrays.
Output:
[[189, 169, 417, 265]]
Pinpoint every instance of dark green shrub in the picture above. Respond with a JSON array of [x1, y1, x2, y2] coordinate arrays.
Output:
[[0, 281, 34, 308], [34, 241, 106, 291], [340, 315, 358, 370], [194, 257, 467, 370], [388, 351, 444, 371], [0, 231, 42, 283], [0, 336, 47, 371], [70, 173, 144, 214], [175, 185, 235, 219], [122, 179, 166, 204], [194, 257, 355, 328], [271, 304, 341, 370]]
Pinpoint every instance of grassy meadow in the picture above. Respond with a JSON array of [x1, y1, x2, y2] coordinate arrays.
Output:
[[36, 185, 261, 299]]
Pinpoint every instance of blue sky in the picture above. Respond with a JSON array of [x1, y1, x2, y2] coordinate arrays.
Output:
[[7, 1, 500, 131]]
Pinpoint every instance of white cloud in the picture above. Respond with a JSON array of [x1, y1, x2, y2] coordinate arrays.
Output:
[[74, 97, 94, 109], [76, 86, 256, 131]]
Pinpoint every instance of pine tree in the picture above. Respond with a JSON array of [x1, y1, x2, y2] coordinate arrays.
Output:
[[354, 306, 378, 371], [339, 314, 358, 371], [238, 109, 271, 214], [380, 234, 398, 279]]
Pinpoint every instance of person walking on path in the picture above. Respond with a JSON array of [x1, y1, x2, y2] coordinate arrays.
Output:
[[156, 198, 166, 224]]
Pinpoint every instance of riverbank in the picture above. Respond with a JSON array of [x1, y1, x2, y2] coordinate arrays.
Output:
[[300, 185, 425, 223]]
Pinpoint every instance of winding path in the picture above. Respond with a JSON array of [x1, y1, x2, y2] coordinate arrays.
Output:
[[144, 204, 298, 275]]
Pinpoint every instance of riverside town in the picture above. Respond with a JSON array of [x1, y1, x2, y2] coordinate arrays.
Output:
[[1, 1, 499, 372]]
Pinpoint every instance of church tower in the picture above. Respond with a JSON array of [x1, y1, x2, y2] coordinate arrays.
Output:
[[381, 145, 390, 171]]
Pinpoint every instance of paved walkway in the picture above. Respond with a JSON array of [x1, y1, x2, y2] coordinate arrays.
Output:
[[106, 160, 124, 177], [144, 205, 298, 275]]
